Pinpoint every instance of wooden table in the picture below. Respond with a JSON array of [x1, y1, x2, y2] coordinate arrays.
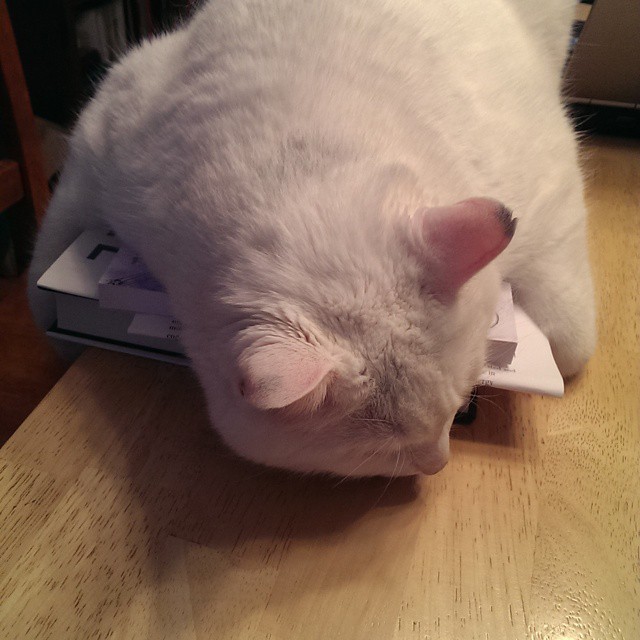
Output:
[[1, 137, 638, 639]]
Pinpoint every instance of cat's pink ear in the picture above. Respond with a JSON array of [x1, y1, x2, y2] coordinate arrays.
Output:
[[411, 198, 516, 292], [237, 339, 334, 410]]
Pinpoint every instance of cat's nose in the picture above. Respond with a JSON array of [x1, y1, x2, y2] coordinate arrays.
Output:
[[412, 452, 448, 475], [409, 429, 450, 475]]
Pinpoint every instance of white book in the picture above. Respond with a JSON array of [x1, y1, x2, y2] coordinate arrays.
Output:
[[45, 327, 188, 366], [53, 294, 185, 357], [37, 229, 186, 360]]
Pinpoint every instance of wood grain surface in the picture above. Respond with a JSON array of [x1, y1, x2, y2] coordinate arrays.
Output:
[[1, 136, 638, 639]]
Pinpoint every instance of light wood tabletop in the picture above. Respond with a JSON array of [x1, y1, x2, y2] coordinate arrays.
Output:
[[1, 136, 639, 639]]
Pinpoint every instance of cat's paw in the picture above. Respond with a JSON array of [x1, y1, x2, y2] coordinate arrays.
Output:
[[549, 319, 597, 379]]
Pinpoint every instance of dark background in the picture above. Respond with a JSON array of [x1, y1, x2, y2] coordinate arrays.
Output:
[[6, 0, 195, 127]]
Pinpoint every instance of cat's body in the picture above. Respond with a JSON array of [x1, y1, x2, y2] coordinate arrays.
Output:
[[29, 0, 595, 477]]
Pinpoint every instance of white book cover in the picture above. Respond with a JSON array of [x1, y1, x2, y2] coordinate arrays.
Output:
[[98, 247, 173, 317], [37, 229, 119, 299]]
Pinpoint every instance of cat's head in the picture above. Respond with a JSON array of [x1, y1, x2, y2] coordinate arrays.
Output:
[[185, 185, 515, 478]]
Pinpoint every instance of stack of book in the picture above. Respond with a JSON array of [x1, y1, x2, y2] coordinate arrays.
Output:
[[38, 229, 564, 409], [38, 229, 186, 365]]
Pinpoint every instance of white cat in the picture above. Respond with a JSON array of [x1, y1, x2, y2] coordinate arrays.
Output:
[[29, 0, 596, 477]]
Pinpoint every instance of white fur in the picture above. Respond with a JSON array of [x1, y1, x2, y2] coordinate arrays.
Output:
[[29, 0, 596, 477]]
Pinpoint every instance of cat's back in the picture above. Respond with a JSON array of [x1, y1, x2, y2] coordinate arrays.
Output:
[[93, 0, 569, 142], [99, 0, 577, 180], [78, 0, 580, 258]]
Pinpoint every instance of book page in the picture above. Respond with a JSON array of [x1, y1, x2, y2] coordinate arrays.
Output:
[[128, 314, 183, 341], [478, 307, 564, 398]]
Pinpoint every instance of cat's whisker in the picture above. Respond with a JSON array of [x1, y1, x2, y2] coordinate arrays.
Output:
[[332, 437, 396, 488], [371, 445, 402, 508], [476, 394, 509, 418], [351, 416, 395, 430], [352, 416, 393, 424], [474, 390, 505, 399]]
